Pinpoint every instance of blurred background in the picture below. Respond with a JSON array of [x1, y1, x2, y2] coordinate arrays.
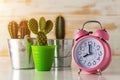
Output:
[[0, 0, 120, 57]]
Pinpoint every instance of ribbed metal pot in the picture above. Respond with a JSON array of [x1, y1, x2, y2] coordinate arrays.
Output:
[[48, 39, 74, 68]]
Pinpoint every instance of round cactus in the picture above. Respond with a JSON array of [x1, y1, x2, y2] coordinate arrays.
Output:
[[8, 21, 18, 38]]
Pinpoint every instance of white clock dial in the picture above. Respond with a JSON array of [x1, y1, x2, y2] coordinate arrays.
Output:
[[74, 38, 104, 68]]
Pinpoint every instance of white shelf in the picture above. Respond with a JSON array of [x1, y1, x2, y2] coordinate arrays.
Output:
[[0, 56, 120, 80]]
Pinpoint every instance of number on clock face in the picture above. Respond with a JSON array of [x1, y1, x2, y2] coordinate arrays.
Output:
[[74, 38, 104, 68]]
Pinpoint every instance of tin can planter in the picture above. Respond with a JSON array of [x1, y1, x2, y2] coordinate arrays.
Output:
[[48, 39, 74, 68], [8, 39, 34, 69], [32, 45, 55, 71]]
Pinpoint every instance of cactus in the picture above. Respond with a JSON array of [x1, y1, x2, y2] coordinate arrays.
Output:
[[39, 17, 46, 32], [43, 20, 53, 34], [55, 15, 65, 39], [19, 20, 30, 38], [37, 31, 47, 45], [8, 20, 30, 39], [8, 21, 18, 38], [28, 17, 53, 46], [27, 18, 38, 34]]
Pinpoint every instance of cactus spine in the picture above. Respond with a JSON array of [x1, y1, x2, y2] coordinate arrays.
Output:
[[8, 20, 30, 39], [55, 15, 65, 39], [28, 17, 53, 46], [8, 21, 18, 39]]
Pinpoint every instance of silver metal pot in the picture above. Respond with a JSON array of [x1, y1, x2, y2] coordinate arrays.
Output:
[[48, 39, 74, 68], [8, 39, 34, 69]]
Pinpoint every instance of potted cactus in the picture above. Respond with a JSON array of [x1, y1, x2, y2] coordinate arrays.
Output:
[[8, 20, 34, 69], [50, 15, 74, 68], [28, 17, 55, 71]]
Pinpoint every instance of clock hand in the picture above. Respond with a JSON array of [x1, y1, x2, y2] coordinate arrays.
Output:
[[89, 44, 92, 54], [83, 53, 89, 57], [83, 45, 92, 57]]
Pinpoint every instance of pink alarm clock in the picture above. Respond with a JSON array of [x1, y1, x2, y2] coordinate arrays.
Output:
[[72, 21, 112, 74]]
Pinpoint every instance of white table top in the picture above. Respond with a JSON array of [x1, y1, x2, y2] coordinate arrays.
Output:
[[0, 57, 120, 80]]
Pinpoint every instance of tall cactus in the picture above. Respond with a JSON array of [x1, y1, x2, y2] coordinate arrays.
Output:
[[8, 21, 18, 39], [28, 17, 53, 46], [19, 20, 30, 38], [55, 15, 65, 39]]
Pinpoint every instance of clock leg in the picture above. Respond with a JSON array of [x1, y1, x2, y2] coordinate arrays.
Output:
[[97, 69, 102, 75], [78, 69, 82, 75]]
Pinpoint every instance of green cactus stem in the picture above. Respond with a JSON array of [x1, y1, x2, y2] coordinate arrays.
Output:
[[55, 15, 65, 39], [39, 17, 46, 32], [28, 18, 38, 34], [39, 17, 53, 34], [37, 31, 47, 46], [8, 21, 18, 38], [43, 20, 53, 34]]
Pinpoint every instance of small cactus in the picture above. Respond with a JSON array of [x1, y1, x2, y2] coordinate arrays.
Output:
[[28, 17, 53, 46], [8, 20, 30, 39], [19, 20, 30, 38], [8, 21, 18, 38], [55, 15, 65, 39]]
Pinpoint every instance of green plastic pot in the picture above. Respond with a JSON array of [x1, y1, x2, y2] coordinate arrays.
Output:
[[32, 45, 55, 71]]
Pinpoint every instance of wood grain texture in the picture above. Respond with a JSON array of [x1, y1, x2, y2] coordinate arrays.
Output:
[[0, 0, 120, 56]]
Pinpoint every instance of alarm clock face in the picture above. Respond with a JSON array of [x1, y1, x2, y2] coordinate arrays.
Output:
[[74, 37, 104, 68]]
